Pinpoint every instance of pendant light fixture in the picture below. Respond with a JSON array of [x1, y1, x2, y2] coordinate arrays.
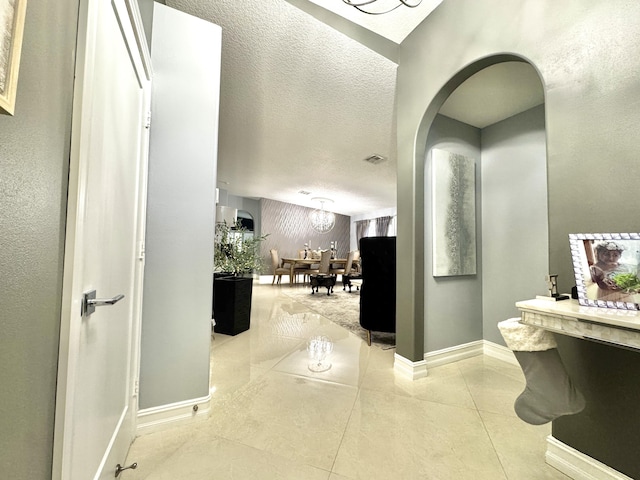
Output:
[[342, 0, 422, 15], [310, 198, 336, 234]]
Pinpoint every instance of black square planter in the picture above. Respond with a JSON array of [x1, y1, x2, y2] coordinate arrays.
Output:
[[213, 275, 253, 335]]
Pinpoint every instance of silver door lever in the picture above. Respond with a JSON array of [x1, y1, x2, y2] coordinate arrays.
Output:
[[82, 289, 125, 317]]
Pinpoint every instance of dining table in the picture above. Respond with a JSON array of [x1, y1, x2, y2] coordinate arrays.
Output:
[[280, 257, 359, 286]]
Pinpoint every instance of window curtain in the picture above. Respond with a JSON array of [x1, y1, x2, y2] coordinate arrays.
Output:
[[355, 220, 370, 249], [375, 216, 393, 236]]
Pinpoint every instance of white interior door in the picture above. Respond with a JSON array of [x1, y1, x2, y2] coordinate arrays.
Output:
[[54, 0, 151, 478]]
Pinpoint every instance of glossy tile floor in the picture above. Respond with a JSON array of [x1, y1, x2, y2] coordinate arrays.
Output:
[[124, 282, 569, 479]]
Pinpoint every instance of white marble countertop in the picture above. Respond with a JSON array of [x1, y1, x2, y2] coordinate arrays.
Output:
[[516, 298, 640, 332]]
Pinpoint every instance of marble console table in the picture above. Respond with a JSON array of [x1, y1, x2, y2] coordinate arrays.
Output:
[[516, 299, 640, 480], [516, 298, 640, 351]]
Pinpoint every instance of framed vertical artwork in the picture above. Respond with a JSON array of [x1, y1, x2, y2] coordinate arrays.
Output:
[[0, 0, 27, 115], [432, 148, 477, 277], [570, 233, 640, 310]]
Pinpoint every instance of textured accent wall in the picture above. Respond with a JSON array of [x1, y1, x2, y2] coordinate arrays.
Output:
[[260, 198, 350, 274]]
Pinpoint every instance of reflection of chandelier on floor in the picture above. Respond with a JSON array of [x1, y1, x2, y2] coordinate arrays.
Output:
[[342, 0, 422, 15], [309, 198, 335, 234], [307, 335, 334, 372]]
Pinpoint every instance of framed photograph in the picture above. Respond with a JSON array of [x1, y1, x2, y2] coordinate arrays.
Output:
[[432, 148, 477, 277], [570, 233, 640, 310], [0, 0, 27, 115]]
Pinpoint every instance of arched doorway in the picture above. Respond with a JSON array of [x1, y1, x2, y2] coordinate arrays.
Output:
[[424, 59, 548, 353], [396, 55, 548, 371]]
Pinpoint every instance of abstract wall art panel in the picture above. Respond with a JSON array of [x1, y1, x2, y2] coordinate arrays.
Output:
[[432, 149, 477, 277], [0, 0, 26, 115]]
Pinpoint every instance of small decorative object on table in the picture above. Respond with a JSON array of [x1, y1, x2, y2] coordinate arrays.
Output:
[[535, 274, 570, 302], [307, 335, 334, 372]]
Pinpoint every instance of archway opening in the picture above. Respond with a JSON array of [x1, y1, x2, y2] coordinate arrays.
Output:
[[422, 58, 548, 352]]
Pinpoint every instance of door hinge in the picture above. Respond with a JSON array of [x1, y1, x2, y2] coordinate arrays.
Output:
[[138, 241, 145, 261], [144, 110, 151, 129]]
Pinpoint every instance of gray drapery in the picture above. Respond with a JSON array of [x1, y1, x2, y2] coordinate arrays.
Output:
[[375, 216, 393, 236], [355, 220, 370, 248]]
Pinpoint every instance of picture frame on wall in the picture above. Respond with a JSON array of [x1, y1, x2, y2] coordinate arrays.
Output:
[[569, 233, 640, 310], [432, 148, 477, 277], [0, 0, 27, 115]]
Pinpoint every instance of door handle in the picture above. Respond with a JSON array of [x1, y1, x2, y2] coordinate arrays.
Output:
[[82, 289, 125, 317]]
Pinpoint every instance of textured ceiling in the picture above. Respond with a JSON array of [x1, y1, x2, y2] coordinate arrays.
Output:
[[165, 0, 543, 216]]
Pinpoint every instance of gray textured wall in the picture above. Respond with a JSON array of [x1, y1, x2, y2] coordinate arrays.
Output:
[[425, 114, 483, 351], [261, 198, 350, 274], [219, 191, 262, 240], [397, 0, 640, 474], [481, 105, 548, 344], [424, 107, 548, 351], [0, 1, 78, 478], [396, 0, 640, 361], [139, 4, 219, 409]]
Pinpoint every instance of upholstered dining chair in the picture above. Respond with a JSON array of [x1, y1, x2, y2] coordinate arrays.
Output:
[[309, 249, 337, 295], [294, 250, 318, 284], [317, 249, 332, 275], [270, 249, 290, 285], [352, 250, 361, 272], [329, 250, 348, 278], [359, 237, 396, 345], [341, 251, 362, 291]]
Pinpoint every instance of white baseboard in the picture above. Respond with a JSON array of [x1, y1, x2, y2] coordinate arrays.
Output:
[[396, 340, 517, 381], [546, 436, 634, 480], [136, 394, 211, 436], [424, 340, 484, 368], [394, 353, 428, 380], [483, 340, 518, 366]]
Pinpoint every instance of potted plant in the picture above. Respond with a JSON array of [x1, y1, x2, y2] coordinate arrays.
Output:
[[213, 219, 267, 335]]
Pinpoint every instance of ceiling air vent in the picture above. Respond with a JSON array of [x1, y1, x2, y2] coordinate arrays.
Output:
[[363, 154, 386, 165], [298, 190, 311, 195]]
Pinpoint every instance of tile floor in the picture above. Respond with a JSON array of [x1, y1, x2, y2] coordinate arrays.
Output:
[[124, 282, 569, 479]]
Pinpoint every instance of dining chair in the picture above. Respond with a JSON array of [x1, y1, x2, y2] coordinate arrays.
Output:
[[270, 249, 290, 285], [294, 249, 317, 284], [329, 250, 350, 278], [341, 251, 362, 291], [309, 249, 337, 295], [359, 237, 396, 345], [317, 249, 332, 275], [352, 250, 361, 272]]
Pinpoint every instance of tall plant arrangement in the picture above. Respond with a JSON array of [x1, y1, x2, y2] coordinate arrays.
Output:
[[214, 220, 268, 276]]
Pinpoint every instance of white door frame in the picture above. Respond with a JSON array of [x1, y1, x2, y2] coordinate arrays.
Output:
[[52, 1, 152, 478]]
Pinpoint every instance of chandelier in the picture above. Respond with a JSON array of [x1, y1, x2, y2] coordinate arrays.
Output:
[[342, 0, 422, 15], [309, 198, 335, 234]]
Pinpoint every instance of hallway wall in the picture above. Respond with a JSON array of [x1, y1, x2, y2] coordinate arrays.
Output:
[[0, 1, 79, 478], [397, 0, 640, 475], [425, 114, 483, 352], [481, 104, 548, 344], [140, 3, 220, 409]]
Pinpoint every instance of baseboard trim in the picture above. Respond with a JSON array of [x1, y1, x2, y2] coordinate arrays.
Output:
[[136, 394, 211, 436], [546, 435, 634, 480], [424, 340, 484, 368], [394, 353, 428, 380], [397, 340, 517, 381], [483, 340, 518, 366]]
